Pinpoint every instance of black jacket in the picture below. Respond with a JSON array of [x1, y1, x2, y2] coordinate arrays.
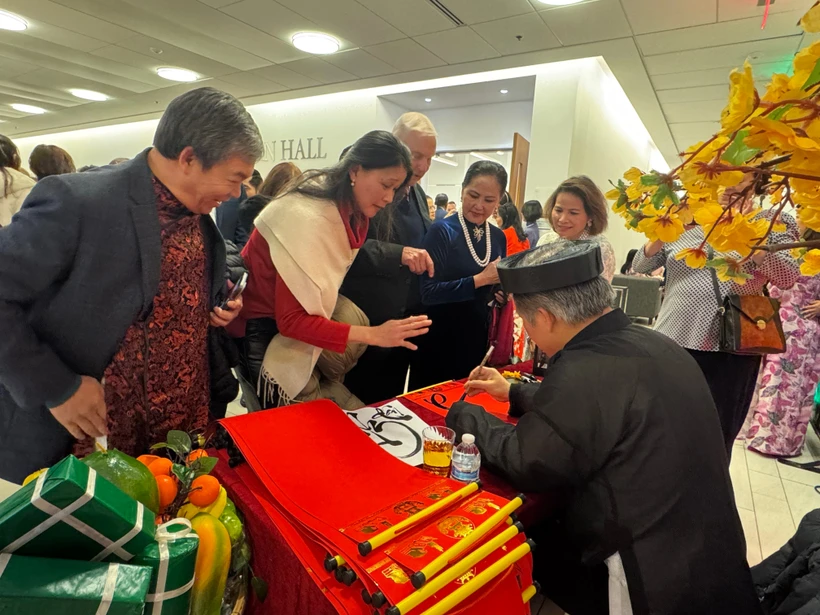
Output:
[[447, 310, 761, 615], [341, 184, 431, 325], [215, 184, 246, 244], [236, 194, 271, 250], [0, 150, 233, 482], [209, 240, 245, 419], [752, 508, 820, 614]]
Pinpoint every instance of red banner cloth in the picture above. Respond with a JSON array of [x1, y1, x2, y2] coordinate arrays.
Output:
[[211, 392, 557, 615], [402, 381, 514, 422]]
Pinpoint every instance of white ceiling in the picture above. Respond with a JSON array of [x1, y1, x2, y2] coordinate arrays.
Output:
[[379, 75, 536, 110], [0, 0, 816, 163]]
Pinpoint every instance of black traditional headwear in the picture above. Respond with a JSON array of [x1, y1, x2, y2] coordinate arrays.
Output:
[[497, 240, 603, 294]]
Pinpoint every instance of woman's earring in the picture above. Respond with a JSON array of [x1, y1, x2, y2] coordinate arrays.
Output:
[[351, 180, 356, 187]]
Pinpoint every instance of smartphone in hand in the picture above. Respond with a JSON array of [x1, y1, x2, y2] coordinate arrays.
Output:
[[219, 272, 248, 310]]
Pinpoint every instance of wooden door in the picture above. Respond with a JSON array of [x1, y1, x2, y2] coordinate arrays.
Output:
[[509, 132, 530, 209]]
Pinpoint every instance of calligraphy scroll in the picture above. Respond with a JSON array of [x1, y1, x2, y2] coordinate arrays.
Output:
[[345, 401, 429, 466], [403, 381, 513, 422]]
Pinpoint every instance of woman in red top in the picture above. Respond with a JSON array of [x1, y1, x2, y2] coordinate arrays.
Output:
[[233, 131, 431, 407], [497, 202, 530, 255]]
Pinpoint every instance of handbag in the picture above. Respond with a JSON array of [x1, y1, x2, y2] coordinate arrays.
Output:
[[708, 266, 786, 355], [487, 293, 515, 367]]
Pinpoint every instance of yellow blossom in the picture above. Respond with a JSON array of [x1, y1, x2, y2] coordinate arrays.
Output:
[[720, 62, 758, 133], [694, 203, 731, 228], [675, 247, 708, 269], [707, 169, 747, 188], [800, 2, 820, 33], [626, 182, 657, 201], [682, 137, 730, 165], [605, 187, 621, 200], [798, 204, 820, 232], [638, 213, 685, 243], [801, 249, 820, 276], [623, 167, 644, 184], [790, 41, 820, 90], [673, 201, 695, 225], [708, 215, 768, 257], [745, 117, 795, 151], [761, 73, 806, 103]]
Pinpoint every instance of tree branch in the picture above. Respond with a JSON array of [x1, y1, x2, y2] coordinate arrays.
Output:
[[751, 239, 820, 252]]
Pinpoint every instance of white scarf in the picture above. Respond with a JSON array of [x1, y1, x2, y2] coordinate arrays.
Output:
[[255, 190, 359, 402]]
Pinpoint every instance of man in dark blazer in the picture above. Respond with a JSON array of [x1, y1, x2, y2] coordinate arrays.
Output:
[[0, 87, 263, 483], [341, 112, 438, 404]]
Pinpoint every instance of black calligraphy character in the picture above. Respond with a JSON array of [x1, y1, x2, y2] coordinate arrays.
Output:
[[425, 392, 448, 410]]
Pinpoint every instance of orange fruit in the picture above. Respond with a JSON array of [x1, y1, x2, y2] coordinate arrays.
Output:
[[148, 458, 173, 477], [188, 475, 220, 507], [187, 450, 208, 463], [155, 474, 178, 510], [136, 454, 160, 467]]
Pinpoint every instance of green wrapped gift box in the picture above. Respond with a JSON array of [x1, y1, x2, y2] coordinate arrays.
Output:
[[133, 519, 199, 615], [0, 553, 151, 614], [0, 455, 155, 563]]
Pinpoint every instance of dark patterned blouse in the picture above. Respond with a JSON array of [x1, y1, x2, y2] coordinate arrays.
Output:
[[74, 177, 211, 457]]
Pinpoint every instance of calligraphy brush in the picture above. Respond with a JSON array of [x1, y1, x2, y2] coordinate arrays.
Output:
[[458, 344, 495, 402]]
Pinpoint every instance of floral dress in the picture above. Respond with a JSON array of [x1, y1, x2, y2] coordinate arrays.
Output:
[[746, 274, 820, 457]]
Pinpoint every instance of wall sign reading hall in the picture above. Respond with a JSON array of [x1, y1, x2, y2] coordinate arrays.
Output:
[[263, 137, 328, 162]]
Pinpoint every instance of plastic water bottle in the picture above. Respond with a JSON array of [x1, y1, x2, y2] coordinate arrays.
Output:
[[451, 434, 481, 483]]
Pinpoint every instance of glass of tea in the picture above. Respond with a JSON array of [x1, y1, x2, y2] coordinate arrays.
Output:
[[422, 426, 456, 477]]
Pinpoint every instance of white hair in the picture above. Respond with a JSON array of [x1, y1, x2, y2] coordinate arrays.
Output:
[[392, 112, 437, 140]]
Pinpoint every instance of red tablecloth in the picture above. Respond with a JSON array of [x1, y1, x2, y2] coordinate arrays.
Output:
[[211, 394, 557, 615]]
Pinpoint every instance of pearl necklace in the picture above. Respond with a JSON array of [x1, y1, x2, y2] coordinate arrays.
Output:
[[458, 211, 491, 267]]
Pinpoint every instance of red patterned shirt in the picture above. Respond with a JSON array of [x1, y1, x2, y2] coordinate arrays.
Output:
[[74, 178, 211, 457]]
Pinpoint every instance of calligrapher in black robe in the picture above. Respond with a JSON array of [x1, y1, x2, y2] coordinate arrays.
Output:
[[447, 310, 761, 615]]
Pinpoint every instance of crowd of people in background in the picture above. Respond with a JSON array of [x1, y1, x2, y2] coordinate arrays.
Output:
[[2, 84, 820, 614], [0, 86, 818, 466]]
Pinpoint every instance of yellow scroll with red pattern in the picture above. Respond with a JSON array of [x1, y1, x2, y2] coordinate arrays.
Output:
[[386, 492, 510, 573], [219, 400, 533, 614]]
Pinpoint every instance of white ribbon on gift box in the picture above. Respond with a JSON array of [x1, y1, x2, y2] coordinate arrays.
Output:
[[0, 552, 121, 615], [0, 467, 146, 562], [145, 518, 197, 614]]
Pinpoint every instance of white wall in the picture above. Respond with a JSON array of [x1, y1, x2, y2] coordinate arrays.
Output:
[[568, 58, 661, 271], [14, 91, 406, 176], [524, 60, 588, 204], [15, 119, 160, 169], [248, 93, 405, 175], [424, 151, 512, 204], [424, 101, 532, 152]]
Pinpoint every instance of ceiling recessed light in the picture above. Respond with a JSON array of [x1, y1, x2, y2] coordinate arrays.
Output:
[[291, 32, 340, 55], [470, 152, 493, 161], [433, 156, 458, 167], [0, 10, 27, 31], [157, 67, 200, 82], [497, 151, 505, 155], [11, 103, 46, 115], [70, 89, 109, 102], [424, 98, 432, 103], [444, 153, 455, 158], [500, 89, 509, 94]]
